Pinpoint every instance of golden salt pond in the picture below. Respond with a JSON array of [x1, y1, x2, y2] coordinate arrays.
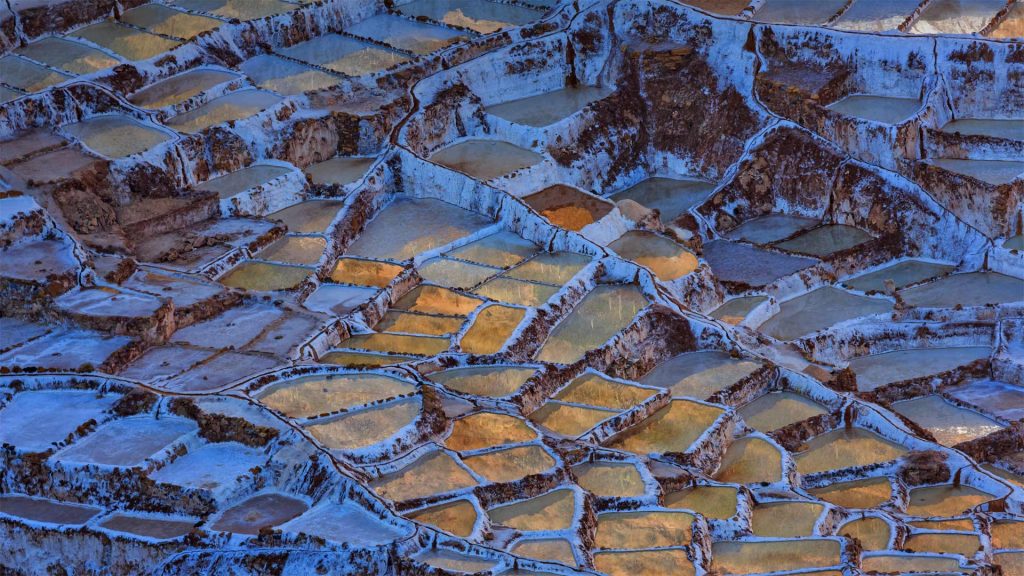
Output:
[[488, 489, 576, 531], [535, 284, 647, 364], [473, 277, 558, 307], [573, 461, 646, 498], [15, 37, 119, 75], [240, 54, 340, 96], [460, 305, 525, 354], [342, 332, 449, 356], [595, 510, 694, 548], [71, 22, 180, 61], [279, 34, 409, 77], [462, 445, 554, 483], [510, 538, 576, 566], [0, 56, 70, 92], [394, 285, 483, 316], [750, 501, 824, 537], [371, 451, 478, 502], [173, 0, 297, 20], [419, 258, 500, 289], [257, 373, 415, 417], [347, 14, 470, 55], [121, 4, 221, 39], [905, 485, 996, 517], [305, 398, 419, 451], [427, 365, 535, 397], [594, 549, 694, 576], [524, 185, 614, 232], [504, 251, 591, 285], [807, 476, 892, 509], [860, 553, 962, 574], [330, 257, 403, 287], [529, 402, 617, 437], [664, 485, 738, 519], [219, 261, 310, 291], [995, 552, 1024, 576], [63, 115, 172, 159], [794, 428, 907, 476], [904, 532, 981, 556], [165, 89, 282, 134], [407, 499, 477, 537], [269, 200, 344, 234], [608, 231, 698, 281], [737, 391, 827, 432], [555, 372, 656, 410], [320, 350, 415, 368], [397, 0, 542, 34], [446, 412, 536, 451], [605, 399, 724, 455], [837, 516, 891, 549], [714, 436, 783, 484], [711, 539, 841, 575], [376, 311, 463, 336], [911, 518, 975, 531], [992, 520, 1024, 548]]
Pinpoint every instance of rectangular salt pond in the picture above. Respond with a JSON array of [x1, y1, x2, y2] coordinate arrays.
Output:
[[530, 401, 618, 436], [219, 261, 311, 291], [342, 332, 450, 356], [100, 514, 195, 540], [0, 390, 119, 452], [377, 310, 464, 336], [794, 428, 907, 476], [306, 398, 421, 451], [848, 346, 992, 391], [212, 493, 308, 535], [703, 239, 815, 286], [640, 350, 761, 399], [827, 95, 922, 125], [473, 277, 558, 307], [406, 499, 478, 537], [172, 0, 297, 20], [892, 395, 1004, 446], [426, 365, 536, 397], [345, 197, 491, 261], [535, 284, 647, 364], [419, 257, 501, 289], [503, 251, 591, 284], [0, 495, 101, 526], [269, 199, 344, 234], [594, 549, 694, 576], [149, 442, 265, 495], [398, 0, 543, 34], [488, 488, 576, 531], [305, 156, 374, 187], [899, 271, 1023, 308], [53, 417, 196, 467], [773, 224, 873, 257], [347, 14, 471, 55], [445, 231, 537, 268], [0, 86, 23, 104], [758, 287, 891, 341], [372, 451, 478, 502], [486, 85, 611, 127], [605, 399, 725, 455], [841, 259, 954, 293], [711, 539, 841, 575], [320, 350, 416, 368], [71, 21, 181, 61], [258, 373, 415, 417], [197, 164, 292, 198], [393, 285, 483, 316], [165, 89, 283, 134], [130, 69, 240, 109], [925, 158, 1024, 185], [63, 115, 172, 159], [460, 304, 525, 354], [610, 177, 715, 222], [121, 4, 222, 39], [329, 257, 404, 287], [0, 55, 70, 92], [279, 34, 409, 77], [941, 119, 1024, 141], [554, 372, 656, 410], [239, 54, 340, 96], [429, 139, 544, 181], [737, 391, 827, 432], [15, 37, 120, 75]]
